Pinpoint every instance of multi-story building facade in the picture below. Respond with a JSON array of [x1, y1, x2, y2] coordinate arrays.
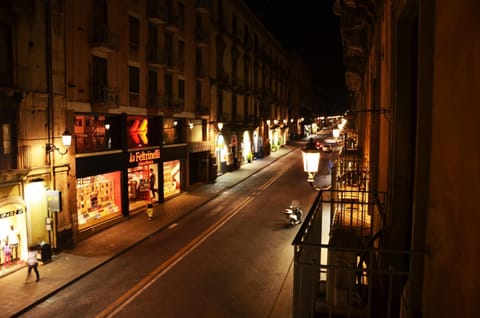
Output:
[[293, 0, 480, 317], [288, 53, 313, 139], [0, 0, 298, 261]]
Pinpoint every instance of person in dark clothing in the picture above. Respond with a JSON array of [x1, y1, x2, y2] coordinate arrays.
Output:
[[149, 168, 156, 199]]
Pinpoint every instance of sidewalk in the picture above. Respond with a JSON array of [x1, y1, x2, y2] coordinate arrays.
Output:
[[0, 145, 299, 318]]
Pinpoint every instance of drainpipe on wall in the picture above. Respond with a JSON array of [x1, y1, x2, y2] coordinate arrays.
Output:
[[45, 0, 55, 248], [45, 0, 54, 184]]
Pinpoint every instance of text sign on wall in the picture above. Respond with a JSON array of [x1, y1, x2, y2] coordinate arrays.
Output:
[[129, 149, 161, 163], [0, 209, 24, 219]]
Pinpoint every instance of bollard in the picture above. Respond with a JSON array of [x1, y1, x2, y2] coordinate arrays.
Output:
[[146, 202, 154, 221]]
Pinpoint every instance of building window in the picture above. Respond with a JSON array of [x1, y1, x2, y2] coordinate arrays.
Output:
[[74, 114, 122, 153], [178, 78, 185, 111], [129, 66, 140, 107], [178, 2, 185, 29], [0, 23, 13, 86], [0, 122, 16, 169], [217, 89, 223, 117], [232, 14, 237, 37], [195, 80, 202, 112], [91, 56, 108, 102], [129, 16, 140, 49], [178, 40, 185, 71], [163, 118, 185, 145], [148, 70, 158, 108], [165, 72, 173, 111], [166, 32, 174, 66], [92, 0, 108, 27], [232, 93, 237, 121], [148, 23, 158, 47]]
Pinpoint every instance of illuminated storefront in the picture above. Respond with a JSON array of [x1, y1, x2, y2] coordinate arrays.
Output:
[[74, 114, 125, 235], [216, 134, 227, 172], [128, 148, 160, 206], [0, 172, 30, 265], [76, 171, 122, 231], [0, 196, 27, 267], [243, 131, 252, 162]]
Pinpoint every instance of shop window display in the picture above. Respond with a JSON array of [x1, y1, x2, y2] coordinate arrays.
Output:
[[76, 172, 121, 230], [164, 160, 181, 198], [128, 164, 158, 203], [0, 204, 27, 267]]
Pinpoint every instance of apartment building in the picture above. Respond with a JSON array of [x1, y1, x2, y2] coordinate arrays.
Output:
[[0, 0, 298, 257], [292, 0, 480, 317]]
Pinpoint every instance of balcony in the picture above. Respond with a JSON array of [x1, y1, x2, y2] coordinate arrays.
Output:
[[291, 189, 413, 318], [166, 98, 184, 114], [177, 57, 185, 73], [159, 95, 184, 114], [166, 15, 184, 33], [166, 54, 179, 72], [129, 92, 140, 107], [231, 77, 244, 91], [216, 69, 230, 87], [195, 29, 210, 47], [195, 102, 209, 115], [91, 86, 120, 111], [216, 17, 227, 33], [195, 64, 208, 79], [246, 114, 259, 126], [244, 37, 253, 51], [91, 24, 119, 52], [147, 94, 159, 110], [217, 112, 230, 122], [146, 0, 168, 24], [291, 147, 417, 317], [195, 0, 211, 13], [147, 47, 168, 68], [233, 29, 242, 44]]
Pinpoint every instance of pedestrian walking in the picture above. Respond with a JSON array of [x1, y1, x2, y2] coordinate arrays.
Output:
[[328, 160, 334, 174], [26, 246, 40, 282]]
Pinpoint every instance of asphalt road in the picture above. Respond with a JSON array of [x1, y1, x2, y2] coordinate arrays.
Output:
[[20, 149, 321, 318]]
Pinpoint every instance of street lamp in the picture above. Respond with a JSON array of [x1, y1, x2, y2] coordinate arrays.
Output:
[[46, 130, 72, 155], [333, 128, 340, 138], [302, 138, 321, 185]]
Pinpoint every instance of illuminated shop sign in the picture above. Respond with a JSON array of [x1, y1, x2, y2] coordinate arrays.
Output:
[[129, 149, 161, 163], [0, 208, 24, 219], [128, 118, 148, 145]]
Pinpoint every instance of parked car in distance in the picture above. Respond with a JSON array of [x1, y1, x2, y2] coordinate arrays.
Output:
[[322, 144, 332, 152]]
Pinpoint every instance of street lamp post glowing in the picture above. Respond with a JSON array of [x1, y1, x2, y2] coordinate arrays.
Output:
[[302, 139, 320, 183], [46, 129, 72, 155]]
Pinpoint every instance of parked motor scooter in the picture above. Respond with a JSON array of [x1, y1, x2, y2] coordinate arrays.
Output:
[[284, 200, 303, 227]]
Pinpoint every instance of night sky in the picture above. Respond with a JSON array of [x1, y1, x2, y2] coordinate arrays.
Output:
[[243, 0, 348, 115]]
